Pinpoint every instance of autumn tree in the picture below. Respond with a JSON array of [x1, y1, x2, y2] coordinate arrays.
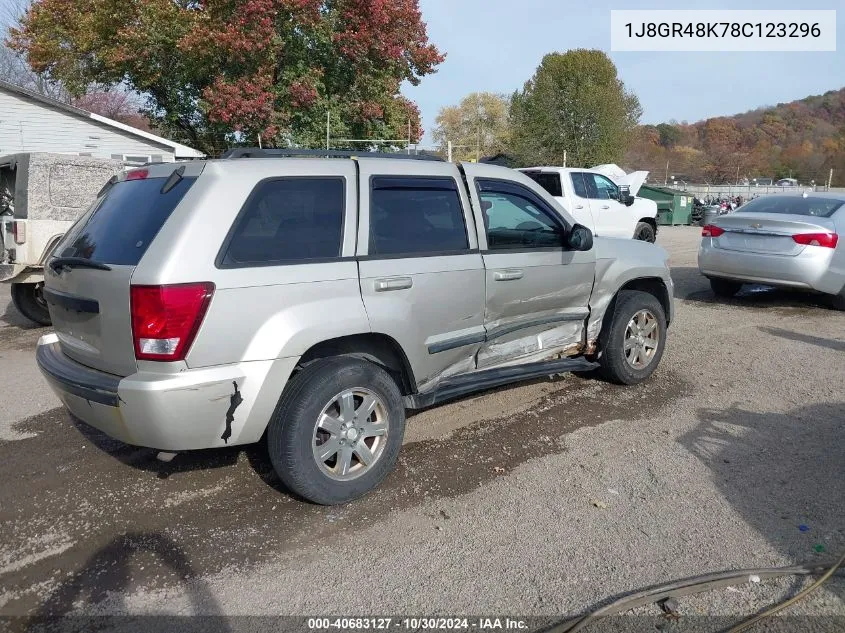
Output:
[[73, 90, 151, 131], [8, 0, 444, 155], [432, 92, 510, 162], [509, 49, 641, 167]]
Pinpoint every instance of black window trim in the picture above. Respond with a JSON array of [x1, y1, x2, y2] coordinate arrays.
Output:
[[365, 174, 472, 259], [215, 175, 348, 270], [475, 177, 571, 253]]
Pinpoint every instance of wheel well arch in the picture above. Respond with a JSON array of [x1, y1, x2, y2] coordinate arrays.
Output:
[[617, 277, 671, 324], [597, 277, 672, 350], [637, 217, 657, 230], [297, 333, 417, 395]]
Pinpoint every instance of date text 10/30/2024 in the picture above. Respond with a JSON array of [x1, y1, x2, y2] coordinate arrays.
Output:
[[307, 617, 529, 630]]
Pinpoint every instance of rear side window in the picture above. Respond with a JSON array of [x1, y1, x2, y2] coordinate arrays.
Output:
[[523, 171, 562, 197], [220, 177, 345, 266], [56, 176, 196, 266], [369, 176, 469, 256]]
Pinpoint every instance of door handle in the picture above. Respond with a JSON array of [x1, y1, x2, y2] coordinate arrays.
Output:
[[374, 277, 413, 292], [493, 269, 524, 281], [600, 205, 610, 209], [575, 204, 585, 210]]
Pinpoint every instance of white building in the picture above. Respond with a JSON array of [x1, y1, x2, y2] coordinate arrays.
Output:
[[0, 80, 204, 163]]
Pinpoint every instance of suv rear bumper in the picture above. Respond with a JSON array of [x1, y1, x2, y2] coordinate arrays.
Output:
[[37, 334, 298, 451]]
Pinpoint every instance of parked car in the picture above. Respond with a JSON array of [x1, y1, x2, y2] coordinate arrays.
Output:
[[698, 193, 845, 309], [519, 166, 659, 242], [0, 153, 124, 325], [776, 178, 798, 187], [37, 150, 674, 505]]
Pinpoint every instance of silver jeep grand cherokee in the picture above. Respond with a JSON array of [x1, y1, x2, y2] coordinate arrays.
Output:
[[37, 149, 674, 505]]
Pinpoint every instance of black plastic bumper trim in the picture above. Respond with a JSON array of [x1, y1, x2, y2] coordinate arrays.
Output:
[[36, 342, 120, 407]]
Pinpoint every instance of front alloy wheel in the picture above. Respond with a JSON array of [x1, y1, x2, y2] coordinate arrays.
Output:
[[623, 309, 660, 369], [596, 289, 667, 385]]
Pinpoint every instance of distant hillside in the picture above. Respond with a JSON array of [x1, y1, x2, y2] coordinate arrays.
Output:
[[624, 87, 845, 185]]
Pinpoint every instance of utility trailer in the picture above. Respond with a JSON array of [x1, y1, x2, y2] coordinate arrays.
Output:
[[0, 153, 124, 324]]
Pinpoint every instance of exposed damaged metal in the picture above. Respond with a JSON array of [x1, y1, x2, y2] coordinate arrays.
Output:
[[221, 381, 243, 444]]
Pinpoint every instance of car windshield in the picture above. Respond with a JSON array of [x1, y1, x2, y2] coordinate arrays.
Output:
[[735, 196, 844, 218]]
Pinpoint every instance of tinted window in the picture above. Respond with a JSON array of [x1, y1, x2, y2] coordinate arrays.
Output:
[[478, 185, 564, 250], [222, 178, 344, 265], [589, 174, 618, 200], [571, 172, 589, 198], [523, 171, 562, 197], [369, 177, 468, 256], [735, 196, 844, 218], [56, 176, 196, 266]]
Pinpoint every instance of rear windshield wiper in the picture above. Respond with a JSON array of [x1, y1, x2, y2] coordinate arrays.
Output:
[[49, 257, 112, 273]]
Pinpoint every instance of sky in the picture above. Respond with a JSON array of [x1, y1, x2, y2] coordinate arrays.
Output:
[[405, 0, 845, 145]]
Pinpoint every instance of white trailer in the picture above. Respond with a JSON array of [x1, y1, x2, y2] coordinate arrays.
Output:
[[0, 153, 125, 324]]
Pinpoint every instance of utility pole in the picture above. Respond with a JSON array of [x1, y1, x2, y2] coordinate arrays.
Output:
[[476, 124, 481, 162], [828, 168, 834, 191], [447, 141, 452, 162], [326, 110, 330, 150], [563, 150, 567, 169], [664, 160, 669, 186], [407, 118, 411, 155], [257, 133, 262, 149]]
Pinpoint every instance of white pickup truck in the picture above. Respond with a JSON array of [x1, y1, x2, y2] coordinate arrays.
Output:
[[519, 166, 659, 242]]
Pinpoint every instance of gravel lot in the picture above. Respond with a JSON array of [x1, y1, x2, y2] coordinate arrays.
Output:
[[1, 226, 843, 629]]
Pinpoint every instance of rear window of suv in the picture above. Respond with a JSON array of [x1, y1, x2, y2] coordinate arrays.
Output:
[[55, 175, 196, 266], [369, 176, 468, 256]]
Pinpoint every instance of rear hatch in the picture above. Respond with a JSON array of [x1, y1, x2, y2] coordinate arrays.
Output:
[[44, 167, 197, 376], [713, 212, 837, 256]]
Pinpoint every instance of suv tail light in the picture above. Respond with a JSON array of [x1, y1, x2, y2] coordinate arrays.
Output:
[[701, 225, 724, 238], [12, 220, 26, 244], [131, 283, 215, 361], [792, 232, 838, 249]]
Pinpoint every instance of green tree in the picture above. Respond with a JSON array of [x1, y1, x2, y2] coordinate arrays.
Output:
[[509, 49, 641, 167], [656, 123, 681, 148], [8, 0, 444, 155], [432, 92, 510, 162]]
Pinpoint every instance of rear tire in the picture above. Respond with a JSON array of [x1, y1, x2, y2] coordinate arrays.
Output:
[[634, 221, 656, 243], [709, 278, 742, 298], [831, 289, 845, 311], [267, 356, 405, 505], [11, 282, 51, 326], [596, 290, 667, 385]]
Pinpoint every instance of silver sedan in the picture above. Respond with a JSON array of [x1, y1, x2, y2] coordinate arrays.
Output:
[[698, 193, 845, 309]]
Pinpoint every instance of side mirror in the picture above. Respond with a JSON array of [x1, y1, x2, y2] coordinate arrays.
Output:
[[567, 223, 593, 251], [618, 185, 635, 206]]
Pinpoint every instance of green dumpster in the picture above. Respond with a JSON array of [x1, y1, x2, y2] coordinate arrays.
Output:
[[638, 185, 694, 226]]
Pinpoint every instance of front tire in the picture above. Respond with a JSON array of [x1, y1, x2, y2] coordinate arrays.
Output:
[[634, 221, 656, 243], [709, 278, 742, 298], [267, 357, 406, 505], [11, 282, 51, 326], [597, 290, 667, 385]]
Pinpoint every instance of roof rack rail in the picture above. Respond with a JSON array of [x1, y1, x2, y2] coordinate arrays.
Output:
[[221, 148, 444, 161]]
